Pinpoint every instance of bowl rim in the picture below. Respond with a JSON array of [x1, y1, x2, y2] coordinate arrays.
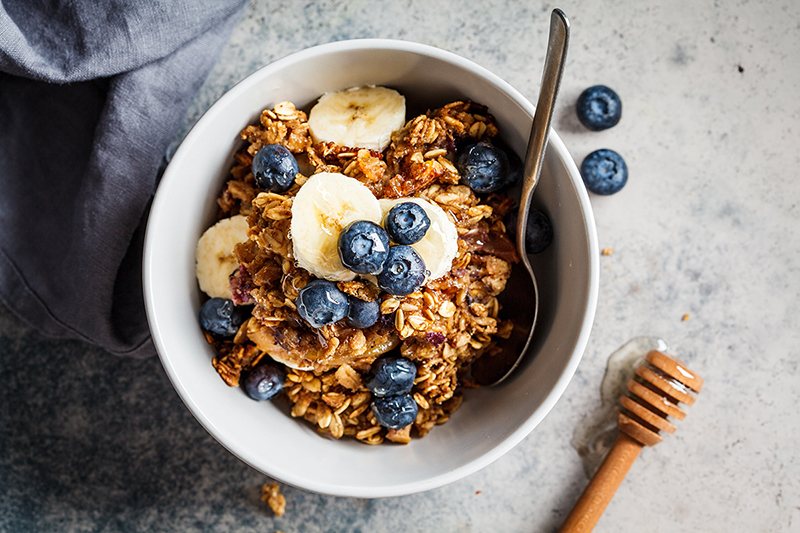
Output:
[[144, 38, 599, 497]]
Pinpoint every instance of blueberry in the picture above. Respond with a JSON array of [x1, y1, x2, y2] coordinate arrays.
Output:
[[252, 144, 299, 192], [457, 141, 512, 193], [199, 297, 246, 337], [242, 362, 285, 401], [576, 85, 622, 131], [296, 279, 349, 328], [580, 149, 628, 195], [376, 245, 426, 296], [338, 220, 391, 275], [346, 296, 381, 329], [503, 143, 524, 189], [384, 202, 431, 245], [506, 208, 554, 254], [366, 354, 417, 397], [371, 394, 418, 429]]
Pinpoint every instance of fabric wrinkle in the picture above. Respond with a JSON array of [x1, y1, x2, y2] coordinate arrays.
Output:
[[0, 0, 250, 357]]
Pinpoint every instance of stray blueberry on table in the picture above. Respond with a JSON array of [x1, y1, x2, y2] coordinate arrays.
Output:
[[371, 394, 419, 429], [576, 85, 622, 131], [457, 141, 513, 193], [506, 208, 554, 254], [384, 202, 430, 245], [376, 245, 427, 296], [580, 149, 628, 195], [199, 297, 246, 337], [366, 354, 417, 397], [296, 279, 349, 328], [242, 362, 286, 401], [252, 144, 299, 192], [346, 296, 381, 329], [338, 220, 390, 275]]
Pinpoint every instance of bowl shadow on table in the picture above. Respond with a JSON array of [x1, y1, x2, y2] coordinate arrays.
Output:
[[0, 305, 278, 527]]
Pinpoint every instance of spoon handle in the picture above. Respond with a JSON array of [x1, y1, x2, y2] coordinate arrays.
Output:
[[516, 8, 570, 253]]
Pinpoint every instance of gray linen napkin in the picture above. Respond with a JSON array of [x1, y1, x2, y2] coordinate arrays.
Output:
[[0, 0, 249, 357]]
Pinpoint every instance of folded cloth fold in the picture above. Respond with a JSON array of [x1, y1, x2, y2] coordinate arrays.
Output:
[[0, 0, 249, 357]]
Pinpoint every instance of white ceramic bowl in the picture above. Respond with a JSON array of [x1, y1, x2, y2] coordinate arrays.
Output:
[[143, 39, 599, 498]]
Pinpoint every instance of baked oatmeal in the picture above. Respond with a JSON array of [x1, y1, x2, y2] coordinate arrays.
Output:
[[197, 89, 522, 445]]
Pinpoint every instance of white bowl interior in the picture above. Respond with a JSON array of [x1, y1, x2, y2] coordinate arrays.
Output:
[[144, 39, 599, 498]]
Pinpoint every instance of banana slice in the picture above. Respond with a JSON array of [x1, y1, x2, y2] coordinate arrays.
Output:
[[308, 85, 406, 151], [291, 172, 383, 281], [195, 214, 250, 299], [378, 198, 459, 281]]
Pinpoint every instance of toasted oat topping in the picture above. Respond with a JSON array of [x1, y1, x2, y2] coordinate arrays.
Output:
[[381, 101, 498, 198]]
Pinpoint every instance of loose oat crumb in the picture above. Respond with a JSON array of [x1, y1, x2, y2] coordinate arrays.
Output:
[[261, 482, 286, 517], [682, 313, 691, 321], [602, 248, 614, 256]]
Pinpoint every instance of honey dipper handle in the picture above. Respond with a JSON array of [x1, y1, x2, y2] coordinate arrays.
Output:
[[558, 432, 644, 533]]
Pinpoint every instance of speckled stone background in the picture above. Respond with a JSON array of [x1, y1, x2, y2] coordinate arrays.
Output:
[[2, 1, 798, 531]]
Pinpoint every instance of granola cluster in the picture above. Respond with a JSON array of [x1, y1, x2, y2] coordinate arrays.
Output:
[[261, 482, 286, 517], [207, 99, 519, 444]]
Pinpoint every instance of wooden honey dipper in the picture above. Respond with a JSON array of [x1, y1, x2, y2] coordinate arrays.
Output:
[[558, 350, 704, 533]]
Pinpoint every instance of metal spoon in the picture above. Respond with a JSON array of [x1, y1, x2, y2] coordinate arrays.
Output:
[[472, 8, 570, 386]]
